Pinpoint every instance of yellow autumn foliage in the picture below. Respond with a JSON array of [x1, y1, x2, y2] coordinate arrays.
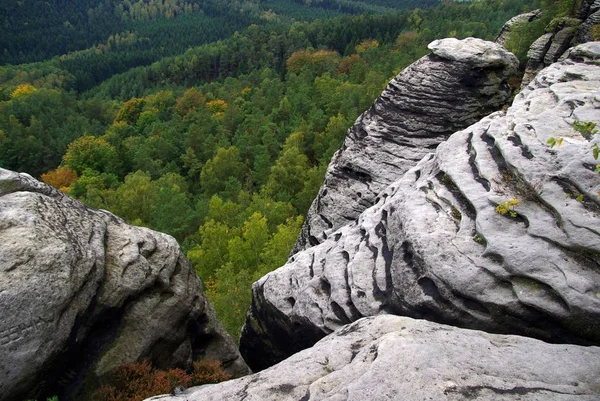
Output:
[[10, 84, 37, 98]]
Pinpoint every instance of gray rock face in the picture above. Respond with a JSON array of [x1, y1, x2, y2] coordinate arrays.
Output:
[[522, 0, 599, 86], [495, 9, 541, 47], [0, 169, 250, 401], [240, 43, 600, 371], [522, 26, 578, 86], [292, 38, 518, 254], [149, 315, 600, 401], [577, 0, 600, 21], [574, 8, 600, 44]]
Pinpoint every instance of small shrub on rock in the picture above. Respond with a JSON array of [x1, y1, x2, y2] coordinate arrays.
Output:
[[92, 359, 230, 401], [192, 360, 232, 385]]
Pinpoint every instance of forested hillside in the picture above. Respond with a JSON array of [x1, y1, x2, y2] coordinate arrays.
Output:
[[0, 0, 552, 338], [0, 0, 438, 66]]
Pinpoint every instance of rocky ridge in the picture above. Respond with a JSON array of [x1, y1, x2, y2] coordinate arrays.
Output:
[[240, 42, 600, 371], [292, 37, 519, 254], [522, 0, 600, 85], [149, 315, 600, 401], [0, 169, 250, 401]]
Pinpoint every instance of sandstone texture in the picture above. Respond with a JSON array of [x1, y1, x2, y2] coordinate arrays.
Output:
[[150, 315, 600, 401], [0, 169, 250, 401], [574, 0, 600, 44], [522, 0, 600, 86], [240, 43, 600, 371], [292, 37, 518, 253]]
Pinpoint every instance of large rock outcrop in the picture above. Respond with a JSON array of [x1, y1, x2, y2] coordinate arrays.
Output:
[[521, 0, 600, 86], [240, 42, 600, 371], [0, 169, 250, 401], [292, 37, 519, 253], [150, 315, 600, 401]]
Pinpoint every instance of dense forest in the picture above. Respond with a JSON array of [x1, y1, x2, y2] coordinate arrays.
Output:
[[2, 0, 571, 338]]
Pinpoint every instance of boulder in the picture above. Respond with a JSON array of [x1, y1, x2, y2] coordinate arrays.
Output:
[[149, 315, 600, 401], [0, 169, 250, 401], [292, 37, 519, 254], [240, 43, 600, 371]]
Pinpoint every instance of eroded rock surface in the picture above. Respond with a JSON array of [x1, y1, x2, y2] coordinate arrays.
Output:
[[574, 0, 600, 44], [522, 0, 600, 86], [292, 37, 518, 253], [0, 169, 250, 401], [151, 315, 600, 401], [241, 43, 600, 371]]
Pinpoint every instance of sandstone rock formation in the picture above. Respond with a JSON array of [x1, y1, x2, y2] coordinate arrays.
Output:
[[573, 0, 600, 44], [149, 315, 600, 401], [240, 42, 600, 371], [292, 37, 519, 254], [495, 9, 541, 47], [521, 0, 600, 86], [0, 169, 250, 401]]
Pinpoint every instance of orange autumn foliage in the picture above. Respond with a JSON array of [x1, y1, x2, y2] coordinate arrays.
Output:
[[192, 360, 232, 384], [337, 54, 366, 75], [41, 167, 79, 193], [92, 359, 231, 401]]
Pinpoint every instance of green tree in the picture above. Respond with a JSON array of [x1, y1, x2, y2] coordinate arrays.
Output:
[[263, 133, 310, 210], [111, 171, 158, 225], [188, 219, 235, 279], [256, 215, 304, 278], [152, 172, 196, 241], [62, 135, 121, 175], [227, 212, 269, 273], [200, 146, 245, 198]]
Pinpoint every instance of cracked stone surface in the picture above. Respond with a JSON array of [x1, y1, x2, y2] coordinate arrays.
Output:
[[240, 43, 600, 371], [148, 315, 600, 401], [0, 169, 250, 401], [292, 37, 518, 254]]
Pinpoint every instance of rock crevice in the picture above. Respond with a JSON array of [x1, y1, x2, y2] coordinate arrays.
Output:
[[151, 316, 600, 401]]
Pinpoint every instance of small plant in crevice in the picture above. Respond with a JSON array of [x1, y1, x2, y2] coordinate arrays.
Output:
[[441, 173, 457, 189], [495, 198, 519, 217], [549, 121, 600, 172], [472, 234, 486, 245], [450, 206, 462, 220], [546, 136, 563, 148], [566, 192, 585, 202], [573, 120, 598, 139]]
